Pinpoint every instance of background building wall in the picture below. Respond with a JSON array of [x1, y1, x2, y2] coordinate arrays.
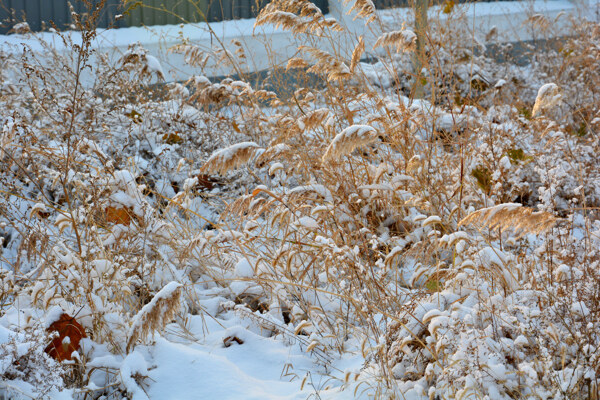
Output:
[[0, 0, 330, 34]]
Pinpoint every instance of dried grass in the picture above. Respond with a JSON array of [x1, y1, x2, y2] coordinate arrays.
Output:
[[301, 46, 352, 81], [458, 203, 558, 236], [344, 0, 377, 23], [256, 10, 302, 33], [297, 108, 330, 132], [169, 44, 210, 69], [322, 125, 379, 162], [532, 83, 562, 117], [350, 36, 365, 72], [286, 57, 310, 71], [373, 29, 417, 53], [126, 282, 183, 353], [255, 143, 291, 168], [3, 3, 600, 398], [200, 142, 262, 176], [255, 0, 342, 35]]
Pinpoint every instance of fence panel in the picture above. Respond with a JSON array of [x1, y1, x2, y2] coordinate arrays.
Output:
[[1, 0, 126, 33], [124, 0, 327, 26], [0, 0, 330, 33], [374, 0, 508, 7]]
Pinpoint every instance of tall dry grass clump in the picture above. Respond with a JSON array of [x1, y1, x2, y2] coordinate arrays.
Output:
[[1, 0, 599, 398], [372, 29, 417, 52], [322, 125, 379, 162], [459, 203, 558, 236], [200, 142, 262, 176], [126, 282, 183, 353]]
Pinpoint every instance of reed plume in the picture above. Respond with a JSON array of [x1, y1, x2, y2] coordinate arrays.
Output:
[[200, 142, 262, 176], [373, 30, 417, 53], [126, 282, 183, 353], [322, 125, 379, 162], [458, 203, 557, 236]]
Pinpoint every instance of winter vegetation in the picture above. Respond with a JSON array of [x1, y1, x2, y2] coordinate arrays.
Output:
[[1, 0, 600, 398]]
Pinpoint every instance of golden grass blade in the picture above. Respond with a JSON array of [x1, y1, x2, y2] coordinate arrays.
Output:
[[301, 46, 352, 81], [532, 83, 561, 117], [126, 282, 183, 353], [200, 142, 262, 176], [322, 125, 378, 163], [344, 0, 377, 23], [373, 30, 417, 53], [458, 203, 557, 236], [255, 143, 291, 168], [350, 36, 365, 72], [255, 10, 301, 32], [286, 57, 310, 71], [298, 108, 330, 132]]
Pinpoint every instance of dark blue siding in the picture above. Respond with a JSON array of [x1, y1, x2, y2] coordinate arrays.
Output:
[[0, 0, 330, 33]]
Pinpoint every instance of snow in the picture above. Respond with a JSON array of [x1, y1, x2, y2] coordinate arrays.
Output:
[[141, 315, 367, 400], [148, 336, 304, 400], [296, 216, 319, 230], [288, 184, 334, 203], [0, 17, 267, 55], [145, 54, 164, 77], [421, 216, 441, 227], [571, 301, 591, 318], [234, 258, 255, 278], [128, 281, 183, 340], [120, 351, 149, 400], [268, 162, 284, 176], [206, 142, 260, 163], [44, 306, 65, 329]]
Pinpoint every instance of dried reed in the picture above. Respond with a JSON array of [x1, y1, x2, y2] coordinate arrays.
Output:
[[458, 203, 557, 236], [297, 108, 330, 132], [255, 143, 291, 168], [200, 142, 262, 176], [532, 83, 562, 117], [322, 125, 379, 162], [350, 36, 365, 72], [373, 30, 417, 53], [344, 0, 377, 23], [126, 282, 183, 353]]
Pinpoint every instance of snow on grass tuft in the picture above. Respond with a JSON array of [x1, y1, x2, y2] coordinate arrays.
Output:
[[127, 282, 183, 353], [200, 142, 262, 176]]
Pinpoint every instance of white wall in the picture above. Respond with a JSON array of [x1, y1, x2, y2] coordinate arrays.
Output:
[[0, 0, 597, 85]]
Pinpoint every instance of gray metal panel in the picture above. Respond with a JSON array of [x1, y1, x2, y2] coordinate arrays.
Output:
[[1, 0, 488, 34], [223, 0, 233, 21], [0, 0, 15, 33], [207, 0, 220, 22], [154, 0, 167, 25], [166, 0, 180, 24], [126, 1, 143, 26], [0, 0, 128, 33], [0, 0, 329, 33], [52, 0, 71, 29], [239, 0, 250, 20], [142, 0, 154, 25], [374, 0, 501, 7], [25, 0, 40, 30], [314, 0, 329, 13]]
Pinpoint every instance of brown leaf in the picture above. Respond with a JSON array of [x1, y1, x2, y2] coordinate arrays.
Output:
[[163, 132, 183, 145], [197, 174, 216, 191], [45, 313, 87, 362], [223, 336, 244, 347], [105, 206, 134, 225]]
